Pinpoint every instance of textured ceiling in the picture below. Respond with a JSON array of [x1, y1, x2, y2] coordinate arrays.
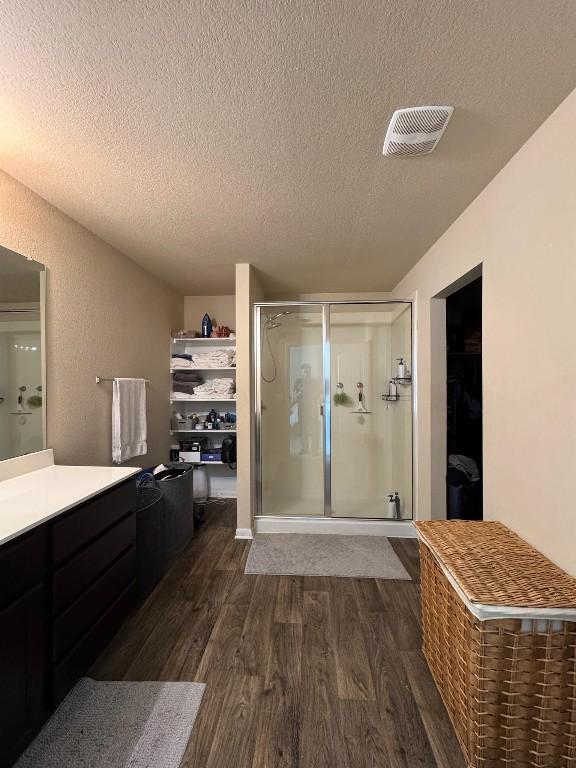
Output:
[[1, 1, 575, 296]]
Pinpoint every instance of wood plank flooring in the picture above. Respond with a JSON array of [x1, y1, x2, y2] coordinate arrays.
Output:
[[91, 501, 466, 768]]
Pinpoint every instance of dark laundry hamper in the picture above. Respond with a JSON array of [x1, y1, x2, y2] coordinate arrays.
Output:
[[154, 465, 195, 570], [135, 479, 165, 600]]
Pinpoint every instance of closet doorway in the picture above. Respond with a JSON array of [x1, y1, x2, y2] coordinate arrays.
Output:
[[446, 277, 483, 520]]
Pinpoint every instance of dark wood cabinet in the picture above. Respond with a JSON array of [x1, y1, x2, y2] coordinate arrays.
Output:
[[0, 478, 137, 766], [0, 586, 46, 768]]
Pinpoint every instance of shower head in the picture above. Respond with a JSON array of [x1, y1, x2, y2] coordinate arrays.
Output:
[[264, 310, 292, 329]]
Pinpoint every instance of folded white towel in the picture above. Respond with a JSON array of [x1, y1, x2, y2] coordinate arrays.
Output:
[[190, 350, 235, 368], [112, 378, 147, 464], [192, 378, 235, 396]]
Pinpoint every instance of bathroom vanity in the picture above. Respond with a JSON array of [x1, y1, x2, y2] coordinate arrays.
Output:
[[0, 450, 139, 767]]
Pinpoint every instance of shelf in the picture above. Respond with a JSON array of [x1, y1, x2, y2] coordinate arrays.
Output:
[[171, 429, 237, 433], [392, 377, 412, 384], [171, 367, 236, 371], [382, 394, 400, 402], [172, 337, 236, 345], [171, 397, 236, 403]]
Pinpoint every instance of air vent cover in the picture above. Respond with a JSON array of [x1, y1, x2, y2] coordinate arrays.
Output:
[[383, 106, 454, 157]]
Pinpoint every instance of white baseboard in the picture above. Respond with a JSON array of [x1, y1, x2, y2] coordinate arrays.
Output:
[[235, 528, 254, 539], [254, 516, 416, 537]]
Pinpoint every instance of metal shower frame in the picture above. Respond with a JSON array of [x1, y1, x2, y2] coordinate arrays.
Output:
[[253, 300, 414, 520]]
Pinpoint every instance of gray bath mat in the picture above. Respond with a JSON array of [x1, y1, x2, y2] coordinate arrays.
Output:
[[245, 534, 410, 580], [15, 677, 205, 768]]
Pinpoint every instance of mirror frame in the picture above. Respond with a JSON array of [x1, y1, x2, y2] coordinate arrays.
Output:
[[40, 268, 47, 449], [0, 248, 47, 457]]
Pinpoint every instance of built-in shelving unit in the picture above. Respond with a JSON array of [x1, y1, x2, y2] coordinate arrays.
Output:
[[170, 336, 237, 469]]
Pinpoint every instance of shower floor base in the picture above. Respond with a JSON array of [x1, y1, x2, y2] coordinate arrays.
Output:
[[254, 514, 416, 537], [260, 496, 411, 520]]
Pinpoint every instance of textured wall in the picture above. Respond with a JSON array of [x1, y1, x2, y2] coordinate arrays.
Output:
[[183, 295, 235, 333], [0, 169, 182, 467], [393, 88, 576, 574]]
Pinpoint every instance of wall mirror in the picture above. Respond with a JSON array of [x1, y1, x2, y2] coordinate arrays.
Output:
[[0, 246, 46, 460]]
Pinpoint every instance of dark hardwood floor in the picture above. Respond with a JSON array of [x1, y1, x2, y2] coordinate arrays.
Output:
[[91, 501, 466, 768]]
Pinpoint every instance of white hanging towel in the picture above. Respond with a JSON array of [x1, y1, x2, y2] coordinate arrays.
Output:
[[112, 378, 147, 464]]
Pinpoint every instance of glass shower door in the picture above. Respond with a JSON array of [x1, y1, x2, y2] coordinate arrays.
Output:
[[329, 303, 413, 519], [258, 305, 325, 516]]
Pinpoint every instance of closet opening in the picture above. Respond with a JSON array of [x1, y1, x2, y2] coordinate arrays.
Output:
[[446, 276, 483, 520]]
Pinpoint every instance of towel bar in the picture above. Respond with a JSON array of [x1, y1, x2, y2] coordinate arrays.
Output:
[[95, 376, 150, 384]]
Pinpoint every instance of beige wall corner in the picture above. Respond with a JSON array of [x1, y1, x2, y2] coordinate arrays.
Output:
[[235, 264, 263, 534], [0, 169, 183, 466], [183, 295, 235, 332], [393, 87, 576, 574]]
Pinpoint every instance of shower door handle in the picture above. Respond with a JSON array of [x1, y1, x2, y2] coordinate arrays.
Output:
[[319, 404, 324, 416]]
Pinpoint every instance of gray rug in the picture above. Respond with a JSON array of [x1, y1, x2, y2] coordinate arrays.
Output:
[[245, 534, 411, 580], [15, 678, 205, 768]]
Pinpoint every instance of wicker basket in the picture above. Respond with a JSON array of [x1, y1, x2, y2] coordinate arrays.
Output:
[[416, 521, 576, 768]]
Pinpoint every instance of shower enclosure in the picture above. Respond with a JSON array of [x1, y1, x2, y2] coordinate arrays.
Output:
[[255, 301, 413, 521]]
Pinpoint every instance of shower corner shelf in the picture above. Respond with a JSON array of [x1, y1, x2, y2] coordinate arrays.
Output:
[[392, 376, 412, 384], [382, 394, 400, 402]]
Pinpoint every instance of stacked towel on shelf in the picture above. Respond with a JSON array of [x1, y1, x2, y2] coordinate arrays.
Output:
[[173, 370, 205, 383], [172, 370, 204, 395], [171, 392, 196, 400], [188, 378, 235, 398], [171, 356, 195, 370], [190, 349, 236, 368], [170, 349, 236, 369]]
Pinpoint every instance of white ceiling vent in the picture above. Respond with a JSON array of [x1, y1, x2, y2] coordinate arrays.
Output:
[[382, 106, 454, 156]]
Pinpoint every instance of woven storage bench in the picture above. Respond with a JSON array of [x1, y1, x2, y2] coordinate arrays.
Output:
[[415, 521, 576, 768]]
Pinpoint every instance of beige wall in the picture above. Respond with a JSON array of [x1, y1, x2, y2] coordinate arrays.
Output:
[[270, 291, 392, 302], [0, 169, 182, 467], [393, 88, 576, 574], [183, 295, 235, 333], [235, 264, 263, 533]]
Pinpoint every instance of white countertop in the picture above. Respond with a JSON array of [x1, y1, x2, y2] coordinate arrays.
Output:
[[0, 450, 140, 546]]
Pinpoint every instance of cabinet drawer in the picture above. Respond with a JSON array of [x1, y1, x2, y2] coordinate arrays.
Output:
[[52, 481, 136, 564], [0, 528, 46, 608], [52, 513, 135, 615], [0, 586, 45, 768], [52, 545, 136, 662], [52, 581, 136, 706]]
